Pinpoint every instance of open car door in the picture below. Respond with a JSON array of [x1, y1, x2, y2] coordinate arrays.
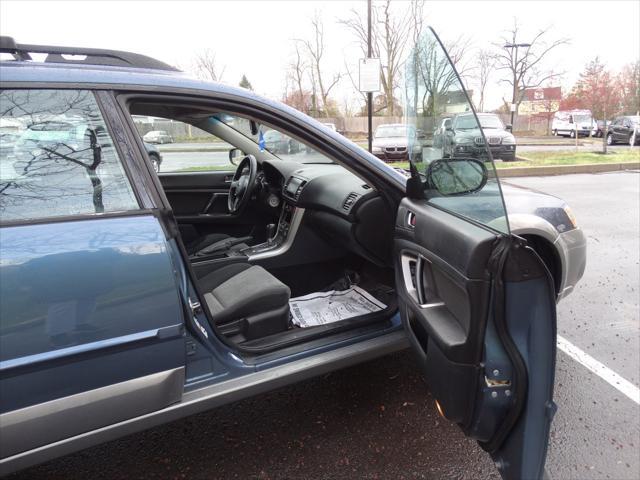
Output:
[[397, 28, 557, 480]]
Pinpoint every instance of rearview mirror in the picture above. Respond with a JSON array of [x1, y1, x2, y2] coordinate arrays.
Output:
[[426, 158, 488, 196], [229, 148, 244, 165]]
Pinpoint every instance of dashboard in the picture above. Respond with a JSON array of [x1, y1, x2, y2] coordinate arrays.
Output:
[[258, 159, 393, 265]]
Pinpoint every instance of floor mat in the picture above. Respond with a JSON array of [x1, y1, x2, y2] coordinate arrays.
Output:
[[289, 286, 388, 328]]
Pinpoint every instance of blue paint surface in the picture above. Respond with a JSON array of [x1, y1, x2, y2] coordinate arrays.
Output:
[[0, 215, 183, 363]]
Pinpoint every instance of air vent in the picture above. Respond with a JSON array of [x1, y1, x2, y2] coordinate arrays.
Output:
[[342, 192, 360, 211], [362, 184, 371, 190]]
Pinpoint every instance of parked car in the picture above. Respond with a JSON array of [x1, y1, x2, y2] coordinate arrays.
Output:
[[594, 119, 611, 138], [0, 32, 570, 479], [436, 113, 517, 161], [607, 115, 640, 146], [144, 142, 162, 172], [143, 130, 174, 144], [552, 110, 597, 138], [262, 129, 301, 154], [372, 124, 423, 162]]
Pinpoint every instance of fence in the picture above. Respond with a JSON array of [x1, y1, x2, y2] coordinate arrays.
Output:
[[133, 114, 553, 141]]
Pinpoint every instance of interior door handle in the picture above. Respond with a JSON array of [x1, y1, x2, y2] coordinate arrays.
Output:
[[224, 175, 233, 183], [401, 252, 443, 308]]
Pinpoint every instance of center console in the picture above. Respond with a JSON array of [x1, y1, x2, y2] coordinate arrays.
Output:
[[242, 201, 304, 260]]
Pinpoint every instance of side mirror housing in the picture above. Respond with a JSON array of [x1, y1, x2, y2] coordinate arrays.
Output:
[[425, 158, 488, 196], [505, 124, 513, 132], [229, 148, 244, 165]]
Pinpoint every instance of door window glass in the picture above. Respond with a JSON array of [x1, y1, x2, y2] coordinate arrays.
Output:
[[0, 89, 138, 222], [404, 28, 510, 234]]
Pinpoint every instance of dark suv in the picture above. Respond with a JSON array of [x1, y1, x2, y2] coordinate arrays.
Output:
[[607, 115, 640, 146], [435, 113, 517, 161], [0, 32, 558, 480]]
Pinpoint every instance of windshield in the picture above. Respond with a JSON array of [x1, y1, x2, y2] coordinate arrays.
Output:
[[453, 115, 480, 130], [211, 113, 335, 164], [478, 115, 504, 129], [573, 115, 592, 123], [627, 116, 640, 125], [375, 125, 409, 138]]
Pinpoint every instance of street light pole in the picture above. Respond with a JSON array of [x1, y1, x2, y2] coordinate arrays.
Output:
[[367, 0, 373, 153], [504, 42, 531, 129]]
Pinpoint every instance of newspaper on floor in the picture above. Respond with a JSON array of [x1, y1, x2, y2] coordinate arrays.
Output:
[[289, 285, 387, 328]]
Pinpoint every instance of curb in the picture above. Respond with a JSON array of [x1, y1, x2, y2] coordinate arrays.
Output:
[[497, 162, 640, 177]]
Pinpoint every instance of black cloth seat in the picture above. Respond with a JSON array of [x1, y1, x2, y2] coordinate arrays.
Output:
[[199, 263, 291, 328], [186, 233, 232, 255]]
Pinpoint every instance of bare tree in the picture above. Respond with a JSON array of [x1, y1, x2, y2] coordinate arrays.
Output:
[[474, 49, 496, 112], [301, 12, 341, 116], [494, 19, 569, 117], [193, 49, 226, 82], [285, 42, 310, 113], [340, 0, 412, 116]]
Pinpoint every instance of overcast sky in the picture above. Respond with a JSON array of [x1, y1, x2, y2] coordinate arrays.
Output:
[[1, 0, 638, 112]]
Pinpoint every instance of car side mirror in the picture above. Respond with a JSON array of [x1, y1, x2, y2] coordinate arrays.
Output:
[[505, 124, 513, 132], [426, 158, 488, 196], [229, 148, 244, 165], [444, 120, 453, 131]]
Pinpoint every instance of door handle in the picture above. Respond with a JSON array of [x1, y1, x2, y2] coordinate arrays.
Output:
[[224, 175, 233, 183]]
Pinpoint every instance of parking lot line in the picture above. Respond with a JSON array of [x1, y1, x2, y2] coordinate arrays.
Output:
[[557, 335, 640, 405]]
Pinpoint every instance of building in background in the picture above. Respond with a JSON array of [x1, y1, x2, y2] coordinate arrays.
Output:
[[518, 87, 562, 115]]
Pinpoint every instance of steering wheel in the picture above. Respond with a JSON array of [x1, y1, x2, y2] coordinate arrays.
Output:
[[227, 154, 258, 214]]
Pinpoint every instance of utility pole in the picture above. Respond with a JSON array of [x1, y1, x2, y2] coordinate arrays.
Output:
[[504, 42, 531, 129], [367, 0, 373, 153]]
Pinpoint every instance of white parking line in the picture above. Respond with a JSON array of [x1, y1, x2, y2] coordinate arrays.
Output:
[[557, 335, 640, 405]]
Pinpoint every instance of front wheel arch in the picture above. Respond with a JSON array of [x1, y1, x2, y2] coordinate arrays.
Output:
[[521, 234, 561, 296]]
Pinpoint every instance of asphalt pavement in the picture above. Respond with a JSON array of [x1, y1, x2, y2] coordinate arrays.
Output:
[[8, 171, 640, 480]]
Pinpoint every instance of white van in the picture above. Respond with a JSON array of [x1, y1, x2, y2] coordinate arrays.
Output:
[[552, 110, 597, 138]]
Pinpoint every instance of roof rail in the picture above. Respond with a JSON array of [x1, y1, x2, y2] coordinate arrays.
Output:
[[0, 36, 179, 71]]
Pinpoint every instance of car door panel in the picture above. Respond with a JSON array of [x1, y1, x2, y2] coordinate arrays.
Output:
[[159, 171, 263, 243], [0, 215, 186, 458], [395, 198, 557, 480]]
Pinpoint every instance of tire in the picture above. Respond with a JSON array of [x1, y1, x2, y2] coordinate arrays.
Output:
[[552, 129, 557, 136], [607, 133, 614, 146], [502, 154, 516, 162], [149, 155, 160, 173]]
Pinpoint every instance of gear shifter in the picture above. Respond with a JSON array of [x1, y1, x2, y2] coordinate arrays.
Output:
[[265, 223, 277, 243]]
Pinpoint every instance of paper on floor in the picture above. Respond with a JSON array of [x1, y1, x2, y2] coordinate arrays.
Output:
[[289, 286, 387, 328]]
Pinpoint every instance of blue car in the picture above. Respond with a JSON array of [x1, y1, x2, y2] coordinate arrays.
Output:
[[0, 31, 558, 479]]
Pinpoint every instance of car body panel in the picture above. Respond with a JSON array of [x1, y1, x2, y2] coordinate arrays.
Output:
[[0, 215, 186, 459]]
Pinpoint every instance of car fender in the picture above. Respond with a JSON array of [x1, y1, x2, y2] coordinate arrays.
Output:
[[507, 213, 569, 299]]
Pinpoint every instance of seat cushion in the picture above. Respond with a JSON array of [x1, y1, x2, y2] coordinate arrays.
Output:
[[186, 233, 231, 255], [200, 263, 291, 325]]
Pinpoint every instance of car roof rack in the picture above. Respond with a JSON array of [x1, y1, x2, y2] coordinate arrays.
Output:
[[0, 36, 179, 71]]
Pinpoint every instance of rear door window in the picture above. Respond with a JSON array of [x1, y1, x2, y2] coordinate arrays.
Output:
[[0, 89, 139, 222]]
